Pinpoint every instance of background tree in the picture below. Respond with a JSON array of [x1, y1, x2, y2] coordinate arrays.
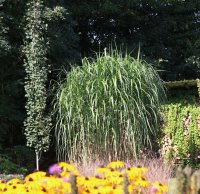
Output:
[[0, 0, 26, 150], [43, 4, 80, 72], [0, 0, 79, 170], [23, 0, 51, 170], [65, 0, 200, 80]]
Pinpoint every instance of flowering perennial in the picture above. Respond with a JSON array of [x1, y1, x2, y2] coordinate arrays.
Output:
[[0, 161, 168, 194]]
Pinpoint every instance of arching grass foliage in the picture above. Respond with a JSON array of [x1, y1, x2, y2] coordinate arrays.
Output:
[[54, 51, 166, 162]]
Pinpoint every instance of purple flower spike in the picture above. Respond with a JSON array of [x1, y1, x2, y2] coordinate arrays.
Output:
[[48, 164, 62, 175]]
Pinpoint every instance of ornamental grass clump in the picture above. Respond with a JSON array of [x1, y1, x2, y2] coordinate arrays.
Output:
[[55, 50, 166, 162]]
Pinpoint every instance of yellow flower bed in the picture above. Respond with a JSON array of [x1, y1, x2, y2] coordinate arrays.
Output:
[[0, 161, 168, 194]]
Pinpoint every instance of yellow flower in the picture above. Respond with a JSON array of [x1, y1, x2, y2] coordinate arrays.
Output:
[[104, 170, 122, 178], [40, 176, 66, 194], [25, 180, 43, 192], [97, 168, 122, 181], [95, 167, 111, 176], [60, 171, 71, 180], [107, 161, 124, 169], [0, 181, 6, 192], [104, 173, 124, 186], [58, 162, 79, 176], [25, 171, 46, 182], [3, 184, 25, 194], [62, 182, 72, 194], [77, 176, 104, 189], [128, 184, 140, 193], [126, 166, 148, 181], [134, 177, 150, 188], [151, 181, 168, 194], [96, 185, 114, 194], [86, 186, 100, 194], [111, 185, 123, 194], [58, 162, 76, 171], [76, 176, 90, 187], [6, 178, 22, 186], [0, 161, 169, 194]]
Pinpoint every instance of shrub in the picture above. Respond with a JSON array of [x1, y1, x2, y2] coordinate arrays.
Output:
[[0, 155, 27, 174], [161, 86, 200, 168], [5, 146, 35, 171], [55, 50, 166, 162]]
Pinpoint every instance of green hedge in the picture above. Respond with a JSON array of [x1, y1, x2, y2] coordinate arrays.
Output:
[[161, 80, 200, 168]]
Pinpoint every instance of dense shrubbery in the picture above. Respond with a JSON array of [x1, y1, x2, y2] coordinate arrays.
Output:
[[161, 81, 200, 168], [4, 146, 35, 172], [0, 155, 27, 174]]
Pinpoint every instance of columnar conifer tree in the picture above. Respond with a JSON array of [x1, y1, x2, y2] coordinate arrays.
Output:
[[23, 0, 51, 170]]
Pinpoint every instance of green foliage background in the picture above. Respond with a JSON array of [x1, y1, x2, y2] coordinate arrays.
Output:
[[0, 0, 80, 169], [161, 81, 200, 168], [0, 0, 200, 168], [67, 0, 200, 80]]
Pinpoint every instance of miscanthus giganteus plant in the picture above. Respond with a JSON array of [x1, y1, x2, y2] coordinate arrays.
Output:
[[54, 50, 166, 162]]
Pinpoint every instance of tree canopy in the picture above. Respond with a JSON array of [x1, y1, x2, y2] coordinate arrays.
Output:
[[66, 0, 200, 80]]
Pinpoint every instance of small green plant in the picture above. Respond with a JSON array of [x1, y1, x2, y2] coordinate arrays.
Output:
[[54, 50, 166, 162], [0, 155, 27, 174], [5, 146, 35, 171]]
